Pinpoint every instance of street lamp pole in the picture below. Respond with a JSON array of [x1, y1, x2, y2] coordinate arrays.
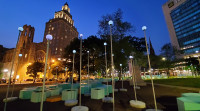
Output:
[[104, 42, 109, 96], [56, 66, 58, 81], [72, 50, 76, 89], [40, 34, 53, 111], [109, 20, 115, 111], [4, 27, 23, 111], [11, 53, 23, 97], [120, 64, 123, 89], [87, 50, 90, 94], [142, 26, 157, 111], [196, 51, 200, 64], [79, 34, 83, 106]]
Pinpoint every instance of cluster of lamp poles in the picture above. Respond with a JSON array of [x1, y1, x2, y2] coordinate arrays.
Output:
[[3, 24, 158, 111]]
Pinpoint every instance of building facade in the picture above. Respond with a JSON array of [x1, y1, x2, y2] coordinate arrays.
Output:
[[162, 0, 200, 58], [2, 25, 50, 81], [2, 2, 78, 81], [43, 2, 78, 59]]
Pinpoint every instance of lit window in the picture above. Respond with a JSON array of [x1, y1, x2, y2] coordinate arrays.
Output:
[[56, 48, 57, 50], [52, 27, 54, 30], [60, 48, 62, 51], [65, 36, 67, 38]]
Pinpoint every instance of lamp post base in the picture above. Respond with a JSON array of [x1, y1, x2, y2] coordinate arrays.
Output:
[[102, 97, 113, 103], [119, 88, 127, 92], [135, 86, 140, 89], [84, 93, 91, 97], [71, 106, 89, 111], [64, 99, 78, 106], [146, 109, 163, 111], [3, 97, 18, 102], [130, 100, 146, 109], [114, 89, 118, 92]]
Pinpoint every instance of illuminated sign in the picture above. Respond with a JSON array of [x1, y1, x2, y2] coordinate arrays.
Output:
[[168, 1, 174, 8]]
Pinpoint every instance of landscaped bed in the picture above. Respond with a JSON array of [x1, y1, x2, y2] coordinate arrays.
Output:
[[145, 78, 200, 88]]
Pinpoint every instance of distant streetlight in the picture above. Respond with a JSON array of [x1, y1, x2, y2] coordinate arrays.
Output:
[[56, 66, 58, 80], [11, 53, 23, 97], [79, 34, 83, 106], [109, 20, 115, 111], [142, 26, 157, 110], [4, 27, 23, 111], [104, 42, 108, 96], [72, 34, 89, 110], [196, 51, 200, 64], [129, 55, 137, 101], [40, 34, 53, 111], [4, 69, 8, 73], [119, 64, 124, 90], [72, 50, 76, 88], [162, 57, 166, 61], [87, 50, 90, 95]]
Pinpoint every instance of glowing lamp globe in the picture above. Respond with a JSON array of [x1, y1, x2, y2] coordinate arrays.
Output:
[[46, 34, 53, 40], [80, 34, 83, 37], [108, 20, 113, 25], [73, 50, 76, 54], [120, 64, 122, 67], [142, 26, 147, 31], [19, 54, 22, 57], [129, 56, 133, 59], [104, 42, 107, 46], [18, 27, 23, 32], [196, 50, 199, 53], [87, 51, 89, 53]]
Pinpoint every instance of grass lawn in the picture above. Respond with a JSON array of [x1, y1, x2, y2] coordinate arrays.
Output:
[[145, 78, 200, 88]]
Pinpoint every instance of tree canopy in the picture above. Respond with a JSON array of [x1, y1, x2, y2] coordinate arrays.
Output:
[[26, 62, 44, 83]]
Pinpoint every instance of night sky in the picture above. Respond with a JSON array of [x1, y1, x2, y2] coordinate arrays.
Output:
[[0, 0, 170, 55]]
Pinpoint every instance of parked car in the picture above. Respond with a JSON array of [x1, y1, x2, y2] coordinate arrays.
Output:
[[24, 79, 34, 83], [0, 79, 6, 84]]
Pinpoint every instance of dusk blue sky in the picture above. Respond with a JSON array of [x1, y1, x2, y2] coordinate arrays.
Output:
[[0, 0, 170, 55]]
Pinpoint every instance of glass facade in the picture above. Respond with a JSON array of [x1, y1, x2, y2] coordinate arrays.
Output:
[[170, 0, 200, 54]]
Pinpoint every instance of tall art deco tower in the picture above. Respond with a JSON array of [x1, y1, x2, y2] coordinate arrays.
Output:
[[43, 2, 78, 59]]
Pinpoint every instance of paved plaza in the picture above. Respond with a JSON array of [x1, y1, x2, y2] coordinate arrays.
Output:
[[0, 81, 196, 111]]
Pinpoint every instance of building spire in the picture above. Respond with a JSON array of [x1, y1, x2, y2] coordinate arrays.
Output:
[[64, 2, 69, 6], [149, 37, 156, 56]]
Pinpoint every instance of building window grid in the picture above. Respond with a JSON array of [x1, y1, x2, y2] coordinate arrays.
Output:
[[177, 28, 200, 39], [171, 1, 199, 20], [183, 37, 200, 45], [172, 6, 200, 25], [174, 14, 200, 29], [184, 46, 200, 54], [172, 8, 200, 27], [176, 23, 200, 36], [172, 9, 200, 26], [175, 16, 200, 32], [171, 0, 198, 16]]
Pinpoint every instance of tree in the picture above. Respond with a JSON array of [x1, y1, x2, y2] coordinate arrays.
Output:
[[51, 66, 65, 79], [185, 57, 200, 76], [26, 62, 44, 83], [160, 43, 175, 60], [98, 9, 134, 41]]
